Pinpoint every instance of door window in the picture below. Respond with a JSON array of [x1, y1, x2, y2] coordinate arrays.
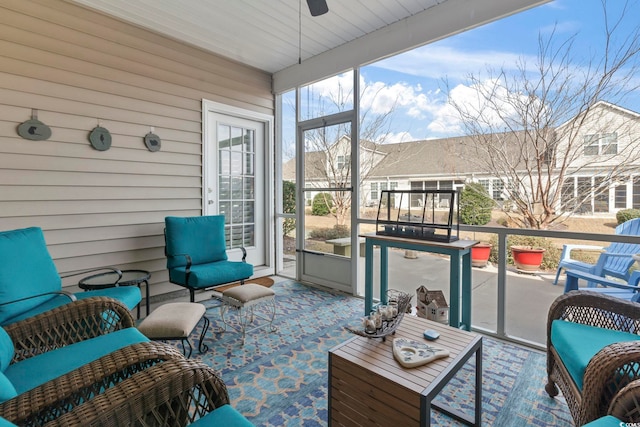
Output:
[[218, 124, 255, 249]]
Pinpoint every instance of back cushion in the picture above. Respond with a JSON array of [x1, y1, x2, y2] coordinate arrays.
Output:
[[165, 216, 228, 269], [0, 227, 61, 324]]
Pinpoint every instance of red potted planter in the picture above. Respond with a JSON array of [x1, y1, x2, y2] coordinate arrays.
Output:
[[511, 246, 545, 273], [471, 242, 492, 268]]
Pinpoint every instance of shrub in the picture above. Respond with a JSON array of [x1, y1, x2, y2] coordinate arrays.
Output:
[[459, 183, 494, 225], [616, 209, 640, 225], [309, 225, 350, 240], [488, 234, 562, 271], [282, 181, 296, 236], [312, 192, 333, 216]]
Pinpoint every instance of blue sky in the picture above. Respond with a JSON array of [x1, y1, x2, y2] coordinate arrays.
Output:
[[356, 0, 640, 142]]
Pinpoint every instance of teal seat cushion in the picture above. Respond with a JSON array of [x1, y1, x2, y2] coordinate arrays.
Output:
[[582, 415, 624, 427], [4, 327, 149, 395], [165, 216, 228, 269], [0, 371, 17, 403], [1, 286, 142, 327], [551, 320, 640, 390], [0, 227, 61, 324], [169, 261, 253, 289], [0, 416, 18, 427], [189, 405, 254, 427], [0, 326, 14, 371], [76, 286, 142, 310]]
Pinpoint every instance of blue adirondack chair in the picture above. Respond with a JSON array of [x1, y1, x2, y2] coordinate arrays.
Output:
[[553, 218, 640, 286]]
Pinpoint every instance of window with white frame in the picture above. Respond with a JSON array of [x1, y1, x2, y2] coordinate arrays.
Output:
[[492, 179, 505, 201], [370, 182, 378, 202], [583, 132, 618, 156], [337, 155, 350, 170]]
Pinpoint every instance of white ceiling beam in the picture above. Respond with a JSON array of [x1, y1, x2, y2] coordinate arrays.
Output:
[[272, 0, 550, 93]]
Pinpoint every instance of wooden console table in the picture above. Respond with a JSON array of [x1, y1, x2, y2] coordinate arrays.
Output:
[[329, 315, 482, 426], [361, 233, 477, 330]]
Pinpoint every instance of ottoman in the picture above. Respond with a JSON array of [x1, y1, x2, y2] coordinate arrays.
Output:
[[221, 283, 277, 344], [138, 302, 209, 357]]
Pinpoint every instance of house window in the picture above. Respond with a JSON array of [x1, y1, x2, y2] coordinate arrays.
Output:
[[337, 155, 350, 170], [594, 177, 609, 213], [478, 179, 490, 193], [615, 181, 627, 209], [577, 177, 592, 213], [561, 178, 575, 212], [584, 133, 618, 156], [602, 133, 618, 155], [492, 179, 505, 201], [633, 177, 640, 209], [370, 182, 378, 201]]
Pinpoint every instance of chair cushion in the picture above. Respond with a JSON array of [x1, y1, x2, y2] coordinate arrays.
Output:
[[0, 227, 61, 324], [0, 286, 141, 326], [188, 404, 254, 427], [0, 371, 17, 403], [4, 327, 149, 395], [0, 416, 18, 427], [0, 326, 14, 372], [165, 216, 228, 269], [169, 261, 253, 289], [551, 320, 640, 390], [76, 286, 142, 311], [582, 415, 625, 427]]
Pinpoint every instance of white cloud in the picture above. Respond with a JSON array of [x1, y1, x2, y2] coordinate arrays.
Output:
[[374, 44, 532, 81]]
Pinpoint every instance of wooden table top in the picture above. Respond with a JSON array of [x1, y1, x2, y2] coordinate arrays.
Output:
[[359, 233, 478, 250], [330, 315, 481, 395]]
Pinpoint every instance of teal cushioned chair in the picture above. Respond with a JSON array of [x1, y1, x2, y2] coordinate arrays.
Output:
[[165, 216, 254, 302], [38, 357, 253, 427], [0, 226, 141, 326], [546, 291, 640, 426], [0, 298, 187, 425]]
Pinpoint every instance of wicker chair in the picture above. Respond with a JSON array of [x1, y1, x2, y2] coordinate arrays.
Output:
[[546, 291, 640, 426], [583, 380, 640, 426], [0, 297, 186, 426], [42, 358, 247, 427]]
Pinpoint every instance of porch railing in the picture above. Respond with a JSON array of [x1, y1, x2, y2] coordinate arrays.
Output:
[[460, 223, 640, 350]]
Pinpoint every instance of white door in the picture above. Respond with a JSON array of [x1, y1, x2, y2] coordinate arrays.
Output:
[[203, 107, 267, 268]]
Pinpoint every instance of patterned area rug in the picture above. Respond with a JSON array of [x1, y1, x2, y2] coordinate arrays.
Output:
[[176, 280, 572, 426]]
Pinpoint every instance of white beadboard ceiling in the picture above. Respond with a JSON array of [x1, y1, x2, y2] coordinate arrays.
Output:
[[68, 0, 549, 92]]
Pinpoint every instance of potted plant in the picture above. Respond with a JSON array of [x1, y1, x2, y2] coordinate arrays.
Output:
[[511, 246, 546, 272], [460, 183, 494, 268]]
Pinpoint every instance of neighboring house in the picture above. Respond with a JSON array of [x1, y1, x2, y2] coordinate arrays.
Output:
[[284, 101, 640, 215]]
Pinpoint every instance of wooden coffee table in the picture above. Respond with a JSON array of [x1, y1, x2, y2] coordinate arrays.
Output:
[[329, 315, 482, 426]]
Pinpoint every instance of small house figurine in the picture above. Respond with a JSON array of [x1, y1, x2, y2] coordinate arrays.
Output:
[[415, 285, 449, 324]]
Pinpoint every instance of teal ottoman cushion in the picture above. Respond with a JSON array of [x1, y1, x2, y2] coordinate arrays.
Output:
[[4, 327, 148, 394], [551, 320, 640, 390], [0, 227, 61, 324], [189, 405, 254, 427]]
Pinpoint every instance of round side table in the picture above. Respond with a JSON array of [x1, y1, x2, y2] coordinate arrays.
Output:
[[79, 269, 151, 319]]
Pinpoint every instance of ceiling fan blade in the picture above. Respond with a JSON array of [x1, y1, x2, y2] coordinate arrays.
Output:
[[306, 0, 329, 16]]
